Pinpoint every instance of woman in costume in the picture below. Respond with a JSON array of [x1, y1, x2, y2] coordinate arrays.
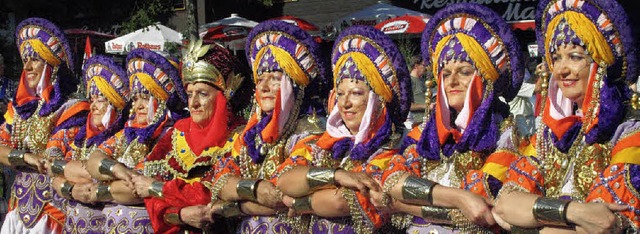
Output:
[[81, 48, 187, 234], [0, 17, 89, 233], [377, 3, 524, 233], [206, 20, 327, 233], [494, 0, 639, 232], [130, 40, 243, 233], [47, 55, 129, 234], [275, 25, 411, 234]]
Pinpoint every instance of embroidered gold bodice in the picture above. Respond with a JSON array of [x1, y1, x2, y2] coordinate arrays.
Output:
[[11, 101, 56, 155], [537, 132, 610, 200]]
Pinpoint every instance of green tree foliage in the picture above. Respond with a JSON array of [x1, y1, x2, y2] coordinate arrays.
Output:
[[120, 0, 174, 35]]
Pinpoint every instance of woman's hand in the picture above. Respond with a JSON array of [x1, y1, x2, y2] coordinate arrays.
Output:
[[453, 190, 495, 227], [112, 164, 134, 184], [23, 153, 45, 173], [568, 202, 627, 234], [256, 181, 285, 210], [131, 174, 156, 198], [179, 205, 213, 228], [334, 170, 380, 196], [369, 190, 394, 214], [72, 183, 96, 204]]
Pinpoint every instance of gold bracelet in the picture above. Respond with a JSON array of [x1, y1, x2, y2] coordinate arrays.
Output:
[[532, 197, 571, 227], [420, 205, 452, 224], [510, 226, 541, 234], [402, 176, 437, 204], [236, 179, 261, 201], [50, 159, 67, 176], [95, 184, 113, 202], [306, 167, 336, 191], [98, 158, 118, 176], [8, 149, 27, 167], [292, 195, 313, 213], [221, 202, 243, 217], [148, 181, 164, 198], [60, 181, 75, 199]]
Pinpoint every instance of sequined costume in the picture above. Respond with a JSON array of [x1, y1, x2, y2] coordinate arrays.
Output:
[[379, 3, 525, 233], [279, 25, 412, 234], [97, 48, 186, 234], [0, 18, 89, 233], [60, 55, 130, 234], [142, 41, 239, 234], [499, 0, 639, 230], [209, 20, 328, 234]]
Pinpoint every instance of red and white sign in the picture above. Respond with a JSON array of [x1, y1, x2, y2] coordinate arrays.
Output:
[[380, 20, 410, 34], [105, 23, 182, 54]]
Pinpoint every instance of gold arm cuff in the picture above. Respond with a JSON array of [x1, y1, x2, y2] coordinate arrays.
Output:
[[236, 179, 260, 201], [163, 212, 183, 225], [402, 176, 437, 204], [306, 167, 336, 191], [60, 181, 75, 199], [98, 158, 118, 176], [221, 202, 243, 217], [292, 195, 313, 213], [8, 149, 27, 167], [148, 181, 164, 198], [420, 206, 452, 224], [51, 159, 67, 176], [532, 197, 571, 227], [510, 226, 541, 234], [95, 184, 113, 202]]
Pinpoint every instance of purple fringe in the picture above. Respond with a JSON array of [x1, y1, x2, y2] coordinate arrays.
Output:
[[53, 114, 88, 135], [585, 76, 628, 144], [331, 112, 392, 161], [244, 112, 273, 164]]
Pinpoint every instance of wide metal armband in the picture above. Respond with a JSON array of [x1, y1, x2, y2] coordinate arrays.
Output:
[[96, 184, 113, 202], [306, 167, 336, 191], [148, 181, 165, 198], [98, 158, 118, 176], [163, 210, 184, 225], [51, 159, 67, 176], [8, 149, 27, 167], [532, 197, 571, 227], [221, 202, 243, 217], [510, 226, 541, 234], [292, 195, 313, 213], [236, 179, 261, 201], [60, 181, 75, 199], [402, 176, 437, 204], [420, 205, 452, 224]]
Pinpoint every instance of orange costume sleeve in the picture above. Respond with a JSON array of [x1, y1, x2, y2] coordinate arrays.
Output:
[[586, 126, 640, 228]]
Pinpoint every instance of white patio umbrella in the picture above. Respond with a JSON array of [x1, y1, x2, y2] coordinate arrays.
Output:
[[105, 23, 182, 55], [329, 1, 429, 38], [199, 13, 258, 38]]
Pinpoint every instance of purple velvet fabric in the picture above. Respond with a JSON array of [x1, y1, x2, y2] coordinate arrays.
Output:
[[331, 113, 392, 161], [629, 164, 640, 192], [244, 111, 273, 164], [416, 91, 509, 159]]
